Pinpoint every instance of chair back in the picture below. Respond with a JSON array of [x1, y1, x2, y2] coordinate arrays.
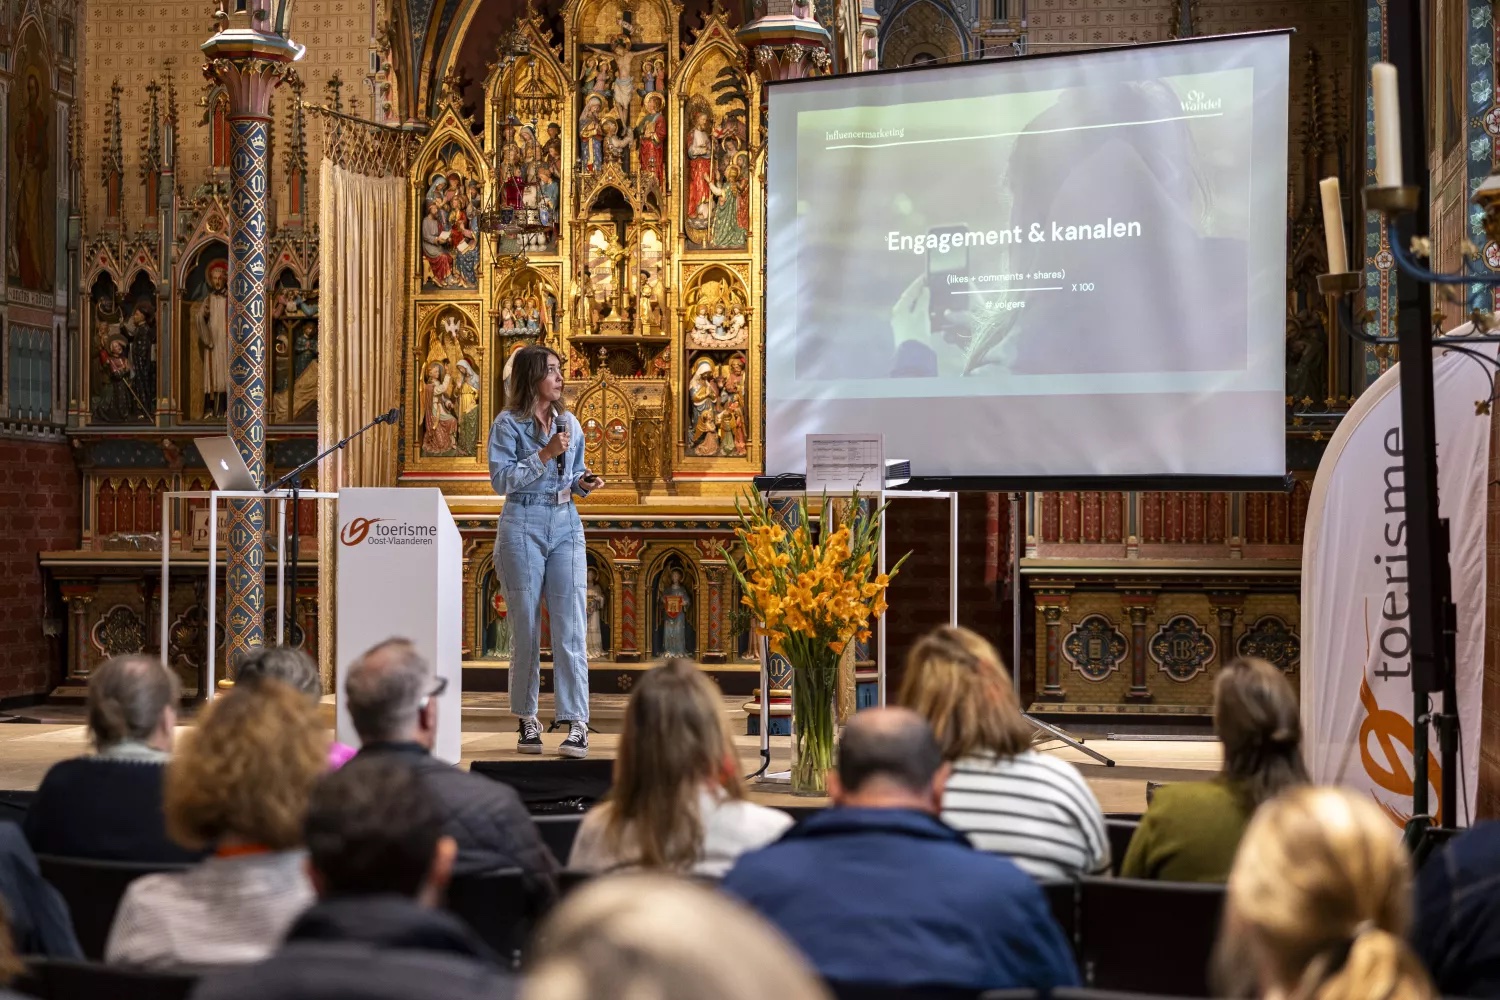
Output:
[[557, 869, 593, 898], [444, 868, 536, 970], [1076, 877, 1225, 996], [20, 957, 202, 1000], [36, 855, 189, 961], [828, 983, 1030, 1000], [1103, 820, 1138, 876], [533, 814, 583, 863], [1038, 880, 1078, 958]]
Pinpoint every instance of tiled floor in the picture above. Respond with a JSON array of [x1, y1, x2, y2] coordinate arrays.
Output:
[[0, 695, 1220, 813]]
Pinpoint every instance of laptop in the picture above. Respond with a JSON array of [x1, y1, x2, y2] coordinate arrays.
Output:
[[197, 437, 259, 491]]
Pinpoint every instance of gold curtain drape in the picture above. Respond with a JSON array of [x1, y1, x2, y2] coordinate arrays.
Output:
[[316, 153, 408, 686]]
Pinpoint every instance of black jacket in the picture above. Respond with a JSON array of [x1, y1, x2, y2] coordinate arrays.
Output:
[[354, 743, 559, 903], [190, 895, 514, 1000], [0, 822, 82, 958]]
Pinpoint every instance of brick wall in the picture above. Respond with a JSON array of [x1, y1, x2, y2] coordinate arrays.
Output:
[[883, 494, 1010, 697], [0, 438, 79, 701]]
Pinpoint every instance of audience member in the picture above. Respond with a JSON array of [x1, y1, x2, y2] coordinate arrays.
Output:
[[569, 659, 791, 876], [722, 707, 1078, 992], [1412, 820, 1500, 997], [900, 625, 1107, 879], [106, 681, 326, 968], [0, 887, 54, 998], [25, 654, 199, 864], [524, 874, 828, 1000], [345, 638, 557, 902], [0, 823, 81, 957], [192, 755, 511, 1000], [234, 646, 355, 768], [1218, 786, 1434, 1000], [1121, 657, 1307, 882]]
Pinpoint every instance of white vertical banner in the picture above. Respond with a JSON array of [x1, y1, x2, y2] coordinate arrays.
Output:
[[335, 488, 464, 764], [1301, 329, 1492, 826]]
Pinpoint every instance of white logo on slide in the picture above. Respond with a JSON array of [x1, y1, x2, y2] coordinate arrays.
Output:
[[1181, 89, 1222, 112]]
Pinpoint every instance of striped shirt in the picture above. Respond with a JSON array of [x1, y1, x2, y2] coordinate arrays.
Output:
[[942, 750, 1110, 880], [106, 851, 313, 968]]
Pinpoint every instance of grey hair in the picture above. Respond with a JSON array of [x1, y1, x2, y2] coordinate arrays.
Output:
[[233, 645, 322, 700], [344, 639, 431, 743], [87, 654, 180, 751]]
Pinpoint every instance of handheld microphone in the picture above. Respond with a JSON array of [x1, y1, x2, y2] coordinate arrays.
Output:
[[555, 413, 567, 475], [381, 408, 400, 425]]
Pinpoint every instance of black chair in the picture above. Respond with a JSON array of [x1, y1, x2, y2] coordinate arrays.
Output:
[[557, 869, 593, 897], [828, 983, 1028, 1000], [469, 759, 613, 813], [1076, 877, 1225, 997], [19, 957, 203, 1000], [1050, 990, 1203, 1000], [444, 868, 538, 970], [35, 855, 189, 961], [1103, 820, 1139, 875], [1039, 880, 1079, 958], [534, 814, 584, 863]]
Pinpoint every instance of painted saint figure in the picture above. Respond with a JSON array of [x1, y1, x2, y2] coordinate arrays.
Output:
[[688, 358, 719, 455], [636, 92, 667, 190], [455, 358, 481, 455], [586, 566, 607, 660], [422, 361, 458, 455], [685, 111, 715, 223], [578, 96, 604, 173], [11, 72, 50, 290], [659, 567, 692, 657], [193, 260, 230, 418]]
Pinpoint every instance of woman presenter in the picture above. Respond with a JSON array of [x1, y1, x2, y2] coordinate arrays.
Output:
[[488, 345, 604, 757]]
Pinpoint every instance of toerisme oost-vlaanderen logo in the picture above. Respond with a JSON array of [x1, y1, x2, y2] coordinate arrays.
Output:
[[339, 517, 436, 547]]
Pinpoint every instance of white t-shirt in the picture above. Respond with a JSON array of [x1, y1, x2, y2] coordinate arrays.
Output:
[[570, 786, 793, 878], [942, 749, 1110, 880]]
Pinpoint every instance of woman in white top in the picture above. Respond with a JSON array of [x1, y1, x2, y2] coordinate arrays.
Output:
[[899, 625, 1109, 880], [106, 681, 326, 967], [570, 659, 792, 877]]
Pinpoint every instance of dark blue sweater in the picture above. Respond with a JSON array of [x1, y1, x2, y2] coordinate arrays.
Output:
[[721, 807, 1079, 991], [1414, 821, 1500, 998]]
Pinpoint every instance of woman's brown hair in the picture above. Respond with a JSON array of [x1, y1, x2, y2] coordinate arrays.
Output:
[[1214, 657, 1309, 810], [1219, 786, 1434, 1000], [603, 659, 743, 870], [165, 680, 327, 851], [505, 344, 565, 419], [898, 625, 1032, 761]]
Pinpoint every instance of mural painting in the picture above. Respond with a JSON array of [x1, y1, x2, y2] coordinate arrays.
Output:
[[89, 272, 157, 423], [651, 555, 696, 657], [419, 140, 483, 290], [585, 555, 612, 659], [420, 308, 482, 458], [682, 58, 750, 251], [9, 27, 53, 292], [271, 272, 319, 424], [686, 350, 747, 457]]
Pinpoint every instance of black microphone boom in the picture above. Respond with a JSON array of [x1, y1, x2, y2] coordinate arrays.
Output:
[[382, 407, 400, 425]]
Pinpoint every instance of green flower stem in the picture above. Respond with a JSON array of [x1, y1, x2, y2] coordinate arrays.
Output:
[[789, 633, 839, 796]]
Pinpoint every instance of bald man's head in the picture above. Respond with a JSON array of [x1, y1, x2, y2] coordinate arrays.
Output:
[[835, 707, 945, 801], [344, 639, 434, 746]]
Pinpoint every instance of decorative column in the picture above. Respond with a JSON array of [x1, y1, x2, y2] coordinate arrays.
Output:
[[1036, 593, 1069, 700], [1121, 592, 1156, 702], [202, 7, 303, 675], [60, 586, 96, 686], [738, 0, 834, 83], [701, 561, 727, 663], [617, 562, 641, 662], [1209, 593, 1243, 668]]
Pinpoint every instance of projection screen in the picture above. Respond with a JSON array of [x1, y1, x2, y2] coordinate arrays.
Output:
[[764, 32, 1290, 483]]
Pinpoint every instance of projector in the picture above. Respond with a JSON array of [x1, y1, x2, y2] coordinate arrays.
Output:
[[884, 459, 911, 487]]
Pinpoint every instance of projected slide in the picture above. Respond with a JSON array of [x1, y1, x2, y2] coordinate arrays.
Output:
[[765, 34, 1289, 480]]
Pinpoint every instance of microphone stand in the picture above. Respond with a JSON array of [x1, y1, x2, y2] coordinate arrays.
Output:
[[267, 411, 395, 642]]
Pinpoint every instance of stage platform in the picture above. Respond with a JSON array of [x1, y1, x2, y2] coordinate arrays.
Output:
[[0, 695, 1220, 813]]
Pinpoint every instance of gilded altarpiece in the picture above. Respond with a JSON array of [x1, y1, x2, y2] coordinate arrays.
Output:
[[402, 0, 764, 686]]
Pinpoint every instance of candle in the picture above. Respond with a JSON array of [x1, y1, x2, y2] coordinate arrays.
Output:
[[1372, 62, 1402, 187], [1319, 177, 1348, 274]]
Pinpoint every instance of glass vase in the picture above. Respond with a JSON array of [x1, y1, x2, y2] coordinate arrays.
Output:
[[788, 639, 838, 796]]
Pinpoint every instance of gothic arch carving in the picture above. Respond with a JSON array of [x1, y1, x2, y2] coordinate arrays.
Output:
[[879, 0, 966, 67]]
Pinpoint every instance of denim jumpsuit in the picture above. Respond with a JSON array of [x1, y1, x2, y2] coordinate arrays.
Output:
[[487, 408, 591, 724]]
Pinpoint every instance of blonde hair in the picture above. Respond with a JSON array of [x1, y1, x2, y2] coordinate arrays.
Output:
[[524, 874, 831, 1000], [165, 680, 327, 851], [898, 625, 1032, 760], [602, 659, 743, 870], [1222, 786, 1435, 1000]]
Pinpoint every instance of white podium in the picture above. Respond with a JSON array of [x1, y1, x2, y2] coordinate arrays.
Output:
[[335, 488, 464, 764]]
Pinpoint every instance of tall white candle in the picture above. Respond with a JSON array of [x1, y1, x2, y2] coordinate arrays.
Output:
[[1319, 177, 1348, 274], [1372, 62, 1402, 187]]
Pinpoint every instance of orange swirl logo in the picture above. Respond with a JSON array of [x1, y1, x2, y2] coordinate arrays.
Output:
[[1358, 677, 1442, 827], [339, 517, 384, 546]]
